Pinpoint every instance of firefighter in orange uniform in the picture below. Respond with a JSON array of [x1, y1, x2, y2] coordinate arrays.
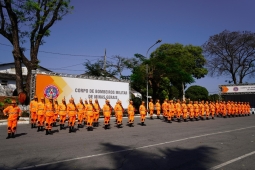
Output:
[[44, 96, 55, 135], [3, 100, 22, 139], [226, 101, 231, 118], [128, 100, 135, 127], [166, 100, 171, 122], [93, 99, 101, 127], [76, 98, 85, 128], [86, 99, 95, 131], [188, 101, 194, 121], [58, 97, 67, 130], [209, 101, 215, 119], [139, 101, 146, 126], [53, 99, 59, 127], [149, 99, 154, 119], [67, 97, 77, 133], [175, 100, 182, 122], [30, 96, 38, 129], [222, 101, 227, 118], [204, 101, 210, 120], [182, 100, 188, 122], [199, 101, 205, 120], [241, 102, 245, 116], [170, 100, 175, 122], [37, 97, 45, 132], [167, 100, 173, 123], [155, 99, 161, 119], [230, 101, 235, 117], [162, 99, 167, 121], [247, 102, 251, 116], [103, 100, 112, 129], [83, 99, 88, 125], [215, 101, 220, 117], [115, 100, 124, 128], [194, 101, 199, 121], [234, 102, 238, 117]]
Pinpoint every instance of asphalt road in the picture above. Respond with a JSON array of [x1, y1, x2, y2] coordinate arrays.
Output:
[[0, 114, 255, 170]]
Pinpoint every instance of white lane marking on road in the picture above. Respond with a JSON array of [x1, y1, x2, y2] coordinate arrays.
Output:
[[208, 150, 255, 170], [16, 125, 255, 170]]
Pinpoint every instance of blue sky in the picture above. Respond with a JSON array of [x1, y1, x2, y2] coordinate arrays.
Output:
[[0, 0, 255, 94]]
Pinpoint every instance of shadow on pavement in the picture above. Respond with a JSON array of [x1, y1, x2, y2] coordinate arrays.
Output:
[[1, 142, 218, 170]]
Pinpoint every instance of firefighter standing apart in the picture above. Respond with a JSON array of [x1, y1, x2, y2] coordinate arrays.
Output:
[[29, 96, 38, 129], [3, 100, 22, 139]]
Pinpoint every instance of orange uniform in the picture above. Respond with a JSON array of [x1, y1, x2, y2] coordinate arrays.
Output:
[[53, 103, 59, 126], [139, 104, 146, 125], [93, 102, 100, 126], [204, 102, 210, 118], [3, 105, 22, 135], [76, 103, 85, 126], [58, 103, 67, 129], [193, 102, 199, 119], [155, 101, 161, 118], [30, 100, 38, 127], [209, 103, 215, 119], [162, 101, 167, 118], [115, 103, 123, 126], [67, 103, 77, 128], [103, 103, 112, 127], [149, 101, 154, 118], [175, 102, 181, 120], [199, 102, 205, 118], [84, 102, 88, 123], [182, 103, 188, 120], [128, 103, 135, 125], [222, 102, 227, 117], [44, 102, 54, 132], [86, 103, 94, 128], [37, 101, 45, 127], [215, 102, 220, 116], [188, 102, 194, 119]]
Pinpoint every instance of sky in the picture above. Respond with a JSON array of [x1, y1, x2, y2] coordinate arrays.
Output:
[[0, 0, 255, 94]]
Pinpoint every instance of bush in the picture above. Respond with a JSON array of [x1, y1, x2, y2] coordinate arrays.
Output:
[[4, 98, 12, 104], [0, 102, 4, 107]]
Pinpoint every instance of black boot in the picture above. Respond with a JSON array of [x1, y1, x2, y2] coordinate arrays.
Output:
[[40, 126, 44, 131], [31, 124, 33, 129], [11, 132, 15, 138], [6, 133, 11, 139], [69, 127, 72, 133], [45, 129, 49, 135], [34, 123, 36, 128], [37, 127, 40, 132], [48, 129, 52, 135]]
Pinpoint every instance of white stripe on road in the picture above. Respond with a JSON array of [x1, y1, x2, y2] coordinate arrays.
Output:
[[17, 125, 255, 170], [209, 150, 255, 170]]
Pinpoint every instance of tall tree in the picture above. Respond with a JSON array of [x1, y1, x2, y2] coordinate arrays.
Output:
[[203, 30, 255, 84], [185, 85, 209, 101], [84, 55, 133, 79], [147, 43, 208, 100], [0, 0, 73, 97]]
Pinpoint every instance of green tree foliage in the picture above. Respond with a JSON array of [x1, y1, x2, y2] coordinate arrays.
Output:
[[0, 0, 73, 97], [203, 30, 255, 84], [130, 43, 208, 100], [185, 85, 209, 101], [208, 94, 220, 101], [84, 55, 133, 79]]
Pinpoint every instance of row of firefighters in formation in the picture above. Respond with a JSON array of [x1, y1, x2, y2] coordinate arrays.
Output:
[[3, 96, 251, 139]]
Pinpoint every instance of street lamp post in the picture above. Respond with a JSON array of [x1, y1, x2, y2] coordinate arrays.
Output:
[[146, 39, 162, 116]]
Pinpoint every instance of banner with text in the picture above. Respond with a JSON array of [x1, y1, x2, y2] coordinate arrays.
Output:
[[35, 74, 130, 108], [221, 85, 255, 94]]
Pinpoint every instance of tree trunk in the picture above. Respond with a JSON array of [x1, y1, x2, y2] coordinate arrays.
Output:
[[25, 67, 32, 97], [12, 51, 24, 95]]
